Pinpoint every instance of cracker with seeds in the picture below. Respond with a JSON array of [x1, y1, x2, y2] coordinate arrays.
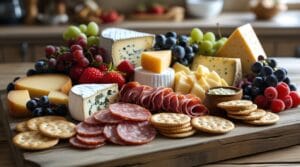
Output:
[[16, 121, 30, 132], [245, 112, 279, 125], [227, 104, 257, 116], [39, 120, 76, 139], [27, 116, 66, 131], [13, 131, 59, 150], [228, 109, 266, 121], [217, 100, 253, 111], [192, 116, 235, 134]]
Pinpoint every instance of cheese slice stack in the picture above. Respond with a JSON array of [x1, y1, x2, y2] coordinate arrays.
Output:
[[216, 24, 266, 76], [100, 28, 154, 67], [192, 55, 242, 86]]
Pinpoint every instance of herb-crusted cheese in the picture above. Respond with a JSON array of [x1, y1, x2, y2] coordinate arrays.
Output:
[[68, 84, 119, 121], [192, 55, 242, 86], [100, 28, 154, 67]]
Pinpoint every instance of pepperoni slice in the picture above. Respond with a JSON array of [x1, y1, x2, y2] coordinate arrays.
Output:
[[76, 134, 106, 145], [117, 122, 156, 145], [103, 125, 127, 145], [109, 103, 151, 121], [76, 122, 104, 137], [70, 137, 104, 149], [93, 109, 123, 124]]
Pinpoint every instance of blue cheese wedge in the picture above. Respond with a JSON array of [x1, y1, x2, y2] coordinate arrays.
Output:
[[100, 28, 154, 67], [68, 84, 119, 121]]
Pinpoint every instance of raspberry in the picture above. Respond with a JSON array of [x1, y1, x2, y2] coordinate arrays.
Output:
[[276, 82, 290, 99], [270, 99, 285, 113], [280, 95, 293, 109], [289, 91, 300, 108], [264, 87, 278, 100], [254, 95, 268, 109]]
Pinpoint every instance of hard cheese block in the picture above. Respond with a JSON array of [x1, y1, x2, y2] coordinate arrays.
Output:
[[7, 90, 31, 117], [216, 24, 266, 76], [68, 84, 119, 121], [134, 67, 175, 88], [141, 50, 172, 73], [100, 28, 154, 67], [48, 91, 68, 105], [15, 74, 72, 97], [192, 55, 242, 86]]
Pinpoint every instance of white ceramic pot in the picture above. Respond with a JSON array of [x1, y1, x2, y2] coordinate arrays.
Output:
[[186, 0, 224, 18]]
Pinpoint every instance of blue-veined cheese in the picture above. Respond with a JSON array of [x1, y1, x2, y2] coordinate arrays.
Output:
[[100, 28, 154, 67], [68, 84, 118, 121]]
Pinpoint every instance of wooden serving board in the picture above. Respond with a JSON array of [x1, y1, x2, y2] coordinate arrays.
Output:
[[1, 92, 300, 167]]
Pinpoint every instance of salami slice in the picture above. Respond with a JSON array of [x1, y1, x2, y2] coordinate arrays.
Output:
[[128, 86, 144, 103], [103, 125, 127, 145], [119, 82, 140, 102], [162, 92, 174, 111], [186, 104, 209, 117], [109, 103, 151, 121], [76, 122, 104, 137], [117, 122, 156, 145], [84, 111, 101, 125], [139, 87, 154, 108], [76, 134, 106, 145], [93, 109, 123, 124], [70, 137, 104, 149]]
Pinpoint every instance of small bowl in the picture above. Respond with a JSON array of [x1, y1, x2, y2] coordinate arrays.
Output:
[[204, 86, 242, 116], [186, 0, 224, 19]]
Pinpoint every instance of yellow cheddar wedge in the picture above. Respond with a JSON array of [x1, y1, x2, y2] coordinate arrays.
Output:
[[7, 90, 31, 117], [48, 91, 68, 105], [141, 50, 172, 73]]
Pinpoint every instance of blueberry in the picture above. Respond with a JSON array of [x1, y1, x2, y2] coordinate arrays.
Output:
[[260, 66, 273, 76], [185, 53, 195, 62], [178, 40, 188, 47], [13, 77, 20, 82], [253, 77, 264, 87], [289, 83, 297, 91], [32, 107, 44, 117], [192, 44, 199, 53], [155, 34, 166, 46], [26, 100, 38, 111], [267, 58, 277, 68], [35, 60, 48, 73], [281, 67, 288, 75], [274, 68, 286, 82], [38, 96, 50, 107], [6, 83, 14, 93], [165, 32, 177, 38], [178, 35, 188, 47], [283, 77, 291, 85], [26, 69, 37, 76], [258, 55, 265, 61], [265, 74, 278, 87], [243, 85, 252, 95], [251, 62, 263, 74], [243, 95, 252, 100], [44, 107, 55, 115], [153, 43, 162, 51], [172, 45, 185, 59], [179, 59, 189, 66], [251, 86, 261, 97], [54, 105, 68, 116], [164, 37, 177, 49], [184, 46, 193, 54]]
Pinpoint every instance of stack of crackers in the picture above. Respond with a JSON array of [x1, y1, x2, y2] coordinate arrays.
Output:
[[218, 100, 280, 125], [13, 116, 76, 150], [191, 116, 235, 134]]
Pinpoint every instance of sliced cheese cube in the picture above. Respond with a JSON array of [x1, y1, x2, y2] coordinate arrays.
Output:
[[206, 78, 222, 88], [196, 65, 210, 76], [221, 79, 229, 86], [173, 62, 191, 74], [7, 90, 31, 117], [48, 91, 68, 105], [141, 50, 172, 73], [175, 76, 192, 94], [198, 77, 210, 91], [207, 71, 222, 83], [216, 24, 266, 76], [191, 83, 206, 101]]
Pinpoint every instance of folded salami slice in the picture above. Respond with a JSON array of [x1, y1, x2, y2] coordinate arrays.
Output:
[[186, 104, 209, 117], [70, 137, 104, 149], [117, 122, 156, 145], [93, 109, 123, 124], [109, 103, 151, 122], [103, 125, 127, 145], [76, 134, 106, 145]]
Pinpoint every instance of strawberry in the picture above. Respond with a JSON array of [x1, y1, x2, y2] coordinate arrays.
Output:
[[102, 71, 125, 88], [101, 10, 120, 23], [78, 67, 104, 84], [98, 63, 108, 72], [117, 60, 135, 75], [150, 3, 165, 15]]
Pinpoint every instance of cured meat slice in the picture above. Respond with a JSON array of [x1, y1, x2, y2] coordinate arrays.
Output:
[[119, 82, 140, 102], [84, 111, 101, 125], [186, 104, 209, 117], [170, 94, 180, 113], [176, 94, 186, 113], [117, 122, 156, 145], [149, 87, 165, 111], [70, 137, 104, 149], [152, 89, 167, 111], [75, 122, 104, 137], [103, 124, 127, 145], [162, 92, 174, 111], [76, 134, 106, 145], [109, 103, 151, 121], [93, 109, 123, 124], [139, 87, 154, 108], [128, 86, 144, 103]]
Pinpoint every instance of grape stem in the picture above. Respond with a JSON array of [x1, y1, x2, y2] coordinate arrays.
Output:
[[216, 23, 222, 38]]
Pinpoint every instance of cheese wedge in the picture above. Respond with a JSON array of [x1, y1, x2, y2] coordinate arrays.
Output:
[[7, 90, 31, 117], [173, 62, 191, 74], [48, 91, 68, 105], [191, 83, 206, 101], [141, 50, 172, 73], [216, 24, 266, 76], [15, 74, 72, 97]]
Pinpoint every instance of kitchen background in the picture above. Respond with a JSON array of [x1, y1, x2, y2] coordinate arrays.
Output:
[[0, 0, 299, 62]]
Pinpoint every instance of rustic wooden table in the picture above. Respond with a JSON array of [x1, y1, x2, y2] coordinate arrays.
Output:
[[0, 58, 299, 167]]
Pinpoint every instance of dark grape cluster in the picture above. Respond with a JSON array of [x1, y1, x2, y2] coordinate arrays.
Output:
[[241, 56, 297, 100], [26, 96, 68, 117], [153, 32, 199, 66]]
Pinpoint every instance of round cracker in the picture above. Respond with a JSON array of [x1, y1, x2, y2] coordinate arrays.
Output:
[[227, 104, 257, 116], [228, 109, 266, 121], [217, 100, 253, 110], [151, 113, 191, 127], [191, 116, 235, 134], [154, 122, 191, 130], [39, 120, 76, 139], [16, 121, 30, 132], [159, 126, 193, 134], [160, 129, 196, 138], [245, 112, 279, 125], [13, 131, 59, 150], [27, 116, 66, 131]]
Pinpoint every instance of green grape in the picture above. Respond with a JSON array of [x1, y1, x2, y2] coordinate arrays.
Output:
[[87, 36, 100, 47], [219, 37, 228, 43], [200, 41, 213, 51], [190, 28, 203, 43], [203, 32, 216, 42], [78, 33, 87, 40], [87, 22, 99, 36], [79, 24, 87, 33], [63, 31, 71, 41], [213, 40, 225, 50], [206, 49, 216, 56], [67, 26, 82, 39]]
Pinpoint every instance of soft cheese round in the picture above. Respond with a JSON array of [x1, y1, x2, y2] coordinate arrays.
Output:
[[134, 67, 175, 88]]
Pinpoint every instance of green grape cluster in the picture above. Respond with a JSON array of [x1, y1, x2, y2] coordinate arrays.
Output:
[[189, 28, 228, 56], [63, 22, 100, 47]]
